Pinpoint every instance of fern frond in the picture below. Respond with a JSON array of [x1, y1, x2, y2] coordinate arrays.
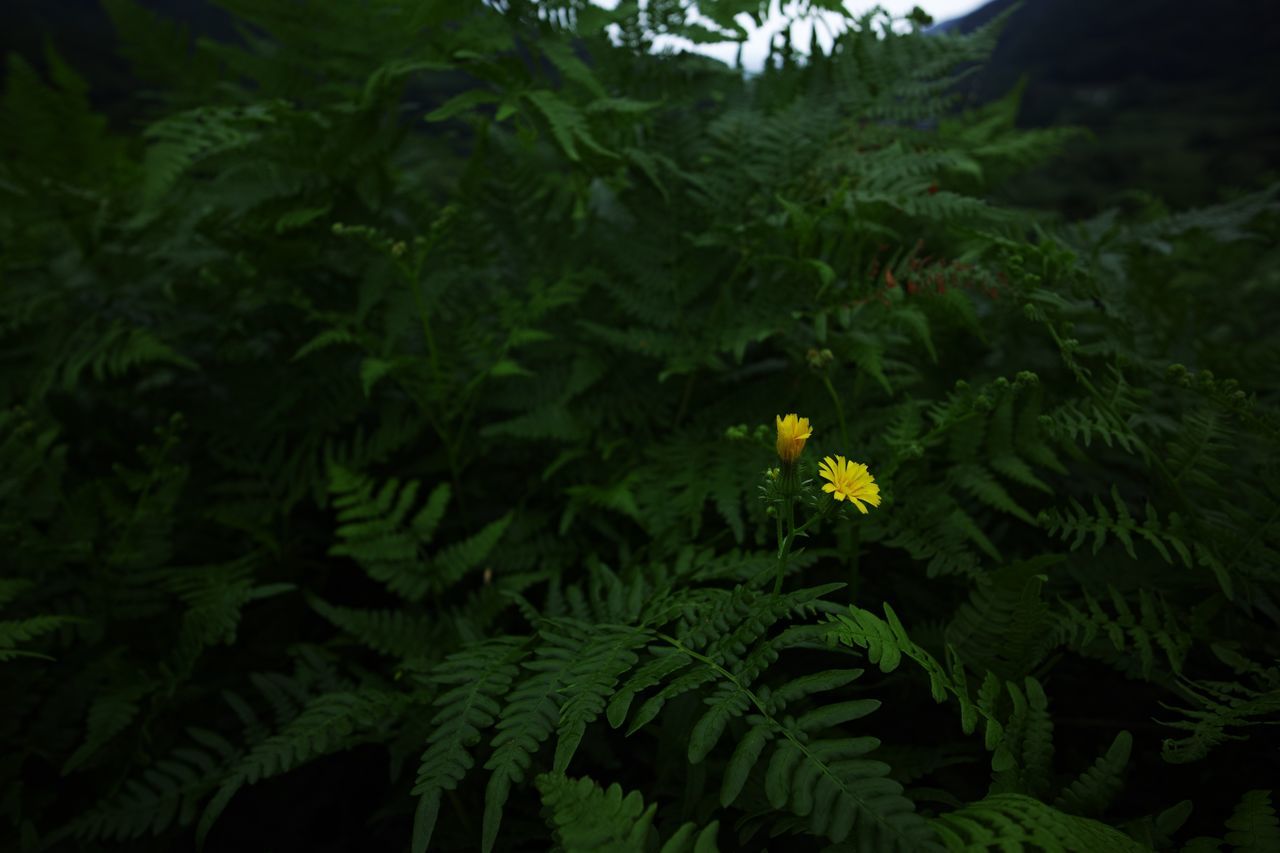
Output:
[[1159, 661, 1280, 764], [1038, 486, 1193, 568], [1054, 730, 1133, 818], [65, 731, 235, 843], [648, 597, 939, 850], [101, 0, 221, 98], [1055, 586, 1190, 680], [610, 584, 842, 736], [42, 321, 197, 397], [161, 556, 293, 674], [0, 49, 117, 185], [0, 615, 77, 661], [1042, 398, 1145, 456], [62, 684, 151, 773], [412, 638, 525, 853], [826, 603, 1059, 787], [139, 103, 279, 209], [535, 773, 720, 853], [717, 694, 936, 850], [308, 596, 437, 661], [198, 687, 409, 844], [932, 794, 1149, 852], [328, 464, 511, 600], [989, 678, 1054, 799], [946, 557, 1060, 680], [1224, 789, 1280, 853], [481, 619, 649, 852]]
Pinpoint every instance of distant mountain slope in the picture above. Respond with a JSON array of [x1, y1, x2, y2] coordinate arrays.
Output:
[[933, 0, 1280, 211], [0, 0, 240, 114], [5, 0, 1276, 211]]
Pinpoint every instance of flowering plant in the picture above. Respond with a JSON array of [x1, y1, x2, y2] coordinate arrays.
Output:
[[763, 414, 880, 594]]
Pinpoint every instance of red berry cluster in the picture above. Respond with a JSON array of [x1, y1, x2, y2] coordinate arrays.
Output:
[[851, 239, 1005, 308]]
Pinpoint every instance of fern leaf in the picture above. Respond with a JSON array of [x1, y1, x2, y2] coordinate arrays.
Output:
[[412, 638, 524, 853], [990, 678, 1054, 798], [946, 558, 1059, 680], [1054, 730, 1133, 818], [1159, 663, 1280, 764], [328, 465, 497, 600], [535, 773, 720, 853], [0, 614, 77, 661], [62, 685, 150, 773], [435, 512, 514, 589], [523, 90, 614, 162], [481, 620, 648, 853], [1224, 790, 1280, 853], [65, 734, 233, 843], [198, 688, 409, 845], [1039, 488, 1192, 568], [932, 794, 1149, 852], [308, 596, 437, 661]]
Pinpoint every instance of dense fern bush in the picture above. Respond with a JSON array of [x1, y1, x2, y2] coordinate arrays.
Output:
[[2, 0, 1278, 850]]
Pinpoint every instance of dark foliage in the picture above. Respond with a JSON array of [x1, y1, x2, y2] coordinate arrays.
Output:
[[2, 2, 1277, 851]]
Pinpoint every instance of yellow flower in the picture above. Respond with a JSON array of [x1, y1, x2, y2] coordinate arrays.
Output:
[[775, 414, 812, 463], [818, 455, 881, 514]]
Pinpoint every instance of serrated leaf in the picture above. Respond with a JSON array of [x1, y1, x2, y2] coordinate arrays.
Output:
[[360, 357, 395, 397], [425, 89, 501, 122], [796, 699, 881, 732], [720, 725, 769, 806], [489, 358, 534, 378]]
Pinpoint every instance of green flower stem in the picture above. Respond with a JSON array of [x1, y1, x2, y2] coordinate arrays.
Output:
[[844, 523, 861, 599], [775, 507, 784, 559], [821, 373, 849, 448], [773, 500, 821, 596]]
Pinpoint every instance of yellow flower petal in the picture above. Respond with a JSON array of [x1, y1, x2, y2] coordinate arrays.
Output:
[[775, 413, 812, 463], [817, 454, 881, 511]]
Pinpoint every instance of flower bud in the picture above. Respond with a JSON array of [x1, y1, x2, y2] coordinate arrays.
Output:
[[775, 414, 812, 464]]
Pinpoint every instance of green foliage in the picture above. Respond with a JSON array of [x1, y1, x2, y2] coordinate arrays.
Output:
[[1055, 585, 1192, 680], [1054, 730, 1133, 818], [535, 773, 720, 853], [932, 794, 1149, 852], [1, 1, 1277, 851], [64, 732, 233, 844], [197, 686, 410, 845], [1181, 790, 1280, 853], [1159, 655, 1280, 764], [327, 464, 512, 601]]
